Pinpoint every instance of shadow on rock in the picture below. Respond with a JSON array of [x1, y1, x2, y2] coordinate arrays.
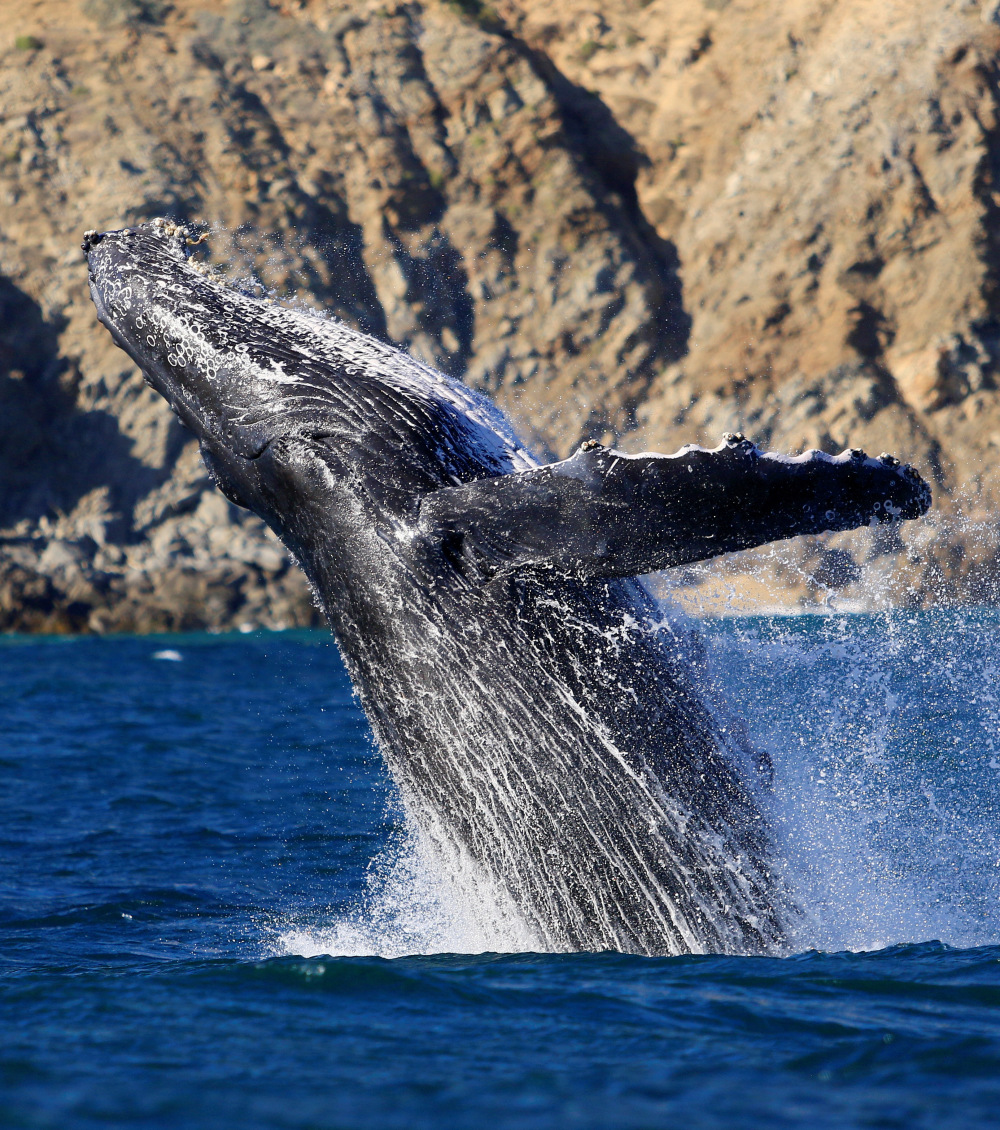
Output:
[[0, 275, 171, 534]]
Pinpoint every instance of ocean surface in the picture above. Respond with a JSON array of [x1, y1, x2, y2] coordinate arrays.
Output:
[[3, 609, 1000, 1128]]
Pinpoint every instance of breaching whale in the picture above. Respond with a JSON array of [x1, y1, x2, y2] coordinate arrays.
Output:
[[84, 220, 931, 956]]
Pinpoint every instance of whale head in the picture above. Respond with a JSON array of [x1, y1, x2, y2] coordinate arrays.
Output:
[[86, 221, 360, 574], [84, 220, 287, 460], [84, 220, 522, 560]]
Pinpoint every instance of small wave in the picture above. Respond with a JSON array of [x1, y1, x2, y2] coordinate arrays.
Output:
[[5, 887, 229, 931]]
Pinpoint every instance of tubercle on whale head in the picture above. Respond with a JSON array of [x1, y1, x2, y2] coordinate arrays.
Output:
[[83, 220, 331, 516], [84, 218, 206, 259]]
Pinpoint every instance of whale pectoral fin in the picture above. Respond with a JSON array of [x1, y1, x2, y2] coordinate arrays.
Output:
[[420, 435, 932, 581]]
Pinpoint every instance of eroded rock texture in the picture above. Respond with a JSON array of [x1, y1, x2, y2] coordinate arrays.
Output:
[[1, 0, 999, 629]]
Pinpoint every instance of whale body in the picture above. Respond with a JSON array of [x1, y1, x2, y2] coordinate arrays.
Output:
[[84, 221, 931, 955]]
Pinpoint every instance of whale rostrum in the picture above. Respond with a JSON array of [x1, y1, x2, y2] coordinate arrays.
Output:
[[85, 221, 931, 956]]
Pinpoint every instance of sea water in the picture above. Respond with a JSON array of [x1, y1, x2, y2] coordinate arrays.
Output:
[[2, 611, 1000, 1128]]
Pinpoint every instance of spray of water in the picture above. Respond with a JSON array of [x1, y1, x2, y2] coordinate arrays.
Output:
[[710, 608, 1000, 952], [271, 576, 1000, 960], [271, 822, 542, 959]]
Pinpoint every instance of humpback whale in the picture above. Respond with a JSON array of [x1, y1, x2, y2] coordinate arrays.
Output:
[[84, 220, 931, 956]]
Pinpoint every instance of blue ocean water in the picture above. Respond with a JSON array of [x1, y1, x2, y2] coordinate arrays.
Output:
[[3, 611, 1000, 1128]]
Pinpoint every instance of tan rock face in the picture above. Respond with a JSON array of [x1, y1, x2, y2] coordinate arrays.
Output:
[[501, 0, 1000, 602], [503, 0, 1000, 420], [1, 0, 999, 630], [0, 0, 683, 630]]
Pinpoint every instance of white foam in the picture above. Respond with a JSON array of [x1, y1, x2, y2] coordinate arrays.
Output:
[[267, 822, 543, 959]]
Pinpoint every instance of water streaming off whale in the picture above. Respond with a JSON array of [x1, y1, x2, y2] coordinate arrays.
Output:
[[266, 607, 1000, 960]]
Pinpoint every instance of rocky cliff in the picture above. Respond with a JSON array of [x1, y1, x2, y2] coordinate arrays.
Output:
[[1, 0, 999, 631]]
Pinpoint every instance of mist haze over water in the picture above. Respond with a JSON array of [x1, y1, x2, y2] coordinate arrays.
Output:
[[3, 613, 1000, 1128]]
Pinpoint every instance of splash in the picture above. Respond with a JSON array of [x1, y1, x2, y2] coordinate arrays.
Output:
[[703, 606, 1000, 953], [269, 821, 542, 959], [269, 602, 1000, 960]]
